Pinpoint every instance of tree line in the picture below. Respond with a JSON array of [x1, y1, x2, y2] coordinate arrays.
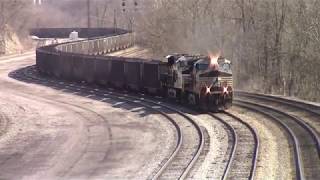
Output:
[[1, 0, 319, 102], [136, 0, 320, 102]]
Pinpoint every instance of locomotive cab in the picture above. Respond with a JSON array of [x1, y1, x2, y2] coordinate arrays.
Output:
[[192, 57, 232, 111], [161, 54, 233, 112]]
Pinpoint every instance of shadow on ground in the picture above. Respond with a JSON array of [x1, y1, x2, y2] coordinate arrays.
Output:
[[9, 65, 202, 118]]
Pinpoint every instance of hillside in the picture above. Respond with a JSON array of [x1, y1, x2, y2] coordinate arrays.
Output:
[[0, 25, 24, 55]]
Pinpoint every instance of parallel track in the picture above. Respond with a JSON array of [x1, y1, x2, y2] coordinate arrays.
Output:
[[11, 65, 204, 180], [234, 99, 320, 180], [236, 91, 320, 156], [235, 91, 320, 115], [9, 30, 320, 179], [16, 65, 320, 179], [209, 112, 259, 180], [109, 47, 145, 57]]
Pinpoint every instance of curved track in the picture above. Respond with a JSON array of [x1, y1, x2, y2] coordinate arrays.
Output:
[[33, 28, 320, 179], [11, 65, 205, 180], [236, 91, 320, 156], [0, 54, 179, 179], [234, 96, 320, 179], [109, 46, 151, 59], [236, 91, 320, 114], [209, 112, 259, 180], [7, 44, 320, 179]]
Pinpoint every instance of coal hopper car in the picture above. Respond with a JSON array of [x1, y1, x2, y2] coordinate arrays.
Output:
[[103, 54, 233, 111]]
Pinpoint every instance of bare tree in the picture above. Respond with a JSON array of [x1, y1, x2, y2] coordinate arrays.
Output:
[[138, 0, 320, 102], [0, 0, 30, 54]]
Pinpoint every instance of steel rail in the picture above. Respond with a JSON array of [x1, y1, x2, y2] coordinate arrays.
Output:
[[223, 111, 259, 180], [236, 99, 320, 179], [109, 47, 144, 57], [18, 66, 204, 180], [235, 91, 320, 116], [207, 113, 237, 180], [234, 101, 304, 180], [235, 95, 320, 158], [19, 67, 183, 179], [236, 91, 320, 158], [209, 112, 259, 180]]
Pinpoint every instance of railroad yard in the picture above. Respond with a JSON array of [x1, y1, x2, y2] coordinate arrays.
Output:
[[1, 0, 320, 179], [0, 28, 320, 180]]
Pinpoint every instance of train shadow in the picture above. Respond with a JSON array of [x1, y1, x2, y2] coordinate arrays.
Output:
[[8, 65, 203, 119]]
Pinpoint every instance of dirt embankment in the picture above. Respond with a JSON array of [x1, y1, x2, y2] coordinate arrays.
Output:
[[0, 25, 31, 55]]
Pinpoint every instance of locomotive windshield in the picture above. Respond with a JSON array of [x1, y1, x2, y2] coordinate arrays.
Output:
[[196, 63, 209, 71], [221, 63, 231, 71]]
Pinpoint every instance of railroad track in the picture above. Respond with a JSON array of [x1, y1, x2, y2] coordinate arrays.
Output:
[[11, 65, 205, 180], [15, 65, 264, 179], [109, 47, 145, 57], [209, 112, 259, 180], [234, 97, 320, 179], [236, 93, 320, 155], [235, 91, 320, 114], [14, 65, 320, 179], [236, 91, 320, 157], [236, 91, 320, 143], [109, 46, 152, 59]]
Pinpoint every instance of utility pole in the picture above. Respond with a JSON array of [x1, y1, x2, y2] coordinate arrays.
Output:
[[113, 9, 117, 33], [86, 0, 91, 54], [87, 0, 91, 29], [87, 0, 91, 40]]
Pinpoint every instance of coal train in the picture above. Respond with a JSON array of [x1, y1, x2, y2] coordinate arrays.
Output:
[[35, 28, 233, 111], [37, 52, 233, 112]]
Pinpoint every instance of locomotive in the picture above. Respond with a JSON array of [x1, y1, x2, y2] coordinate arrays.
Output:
[[160, 54, 233, 111]]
